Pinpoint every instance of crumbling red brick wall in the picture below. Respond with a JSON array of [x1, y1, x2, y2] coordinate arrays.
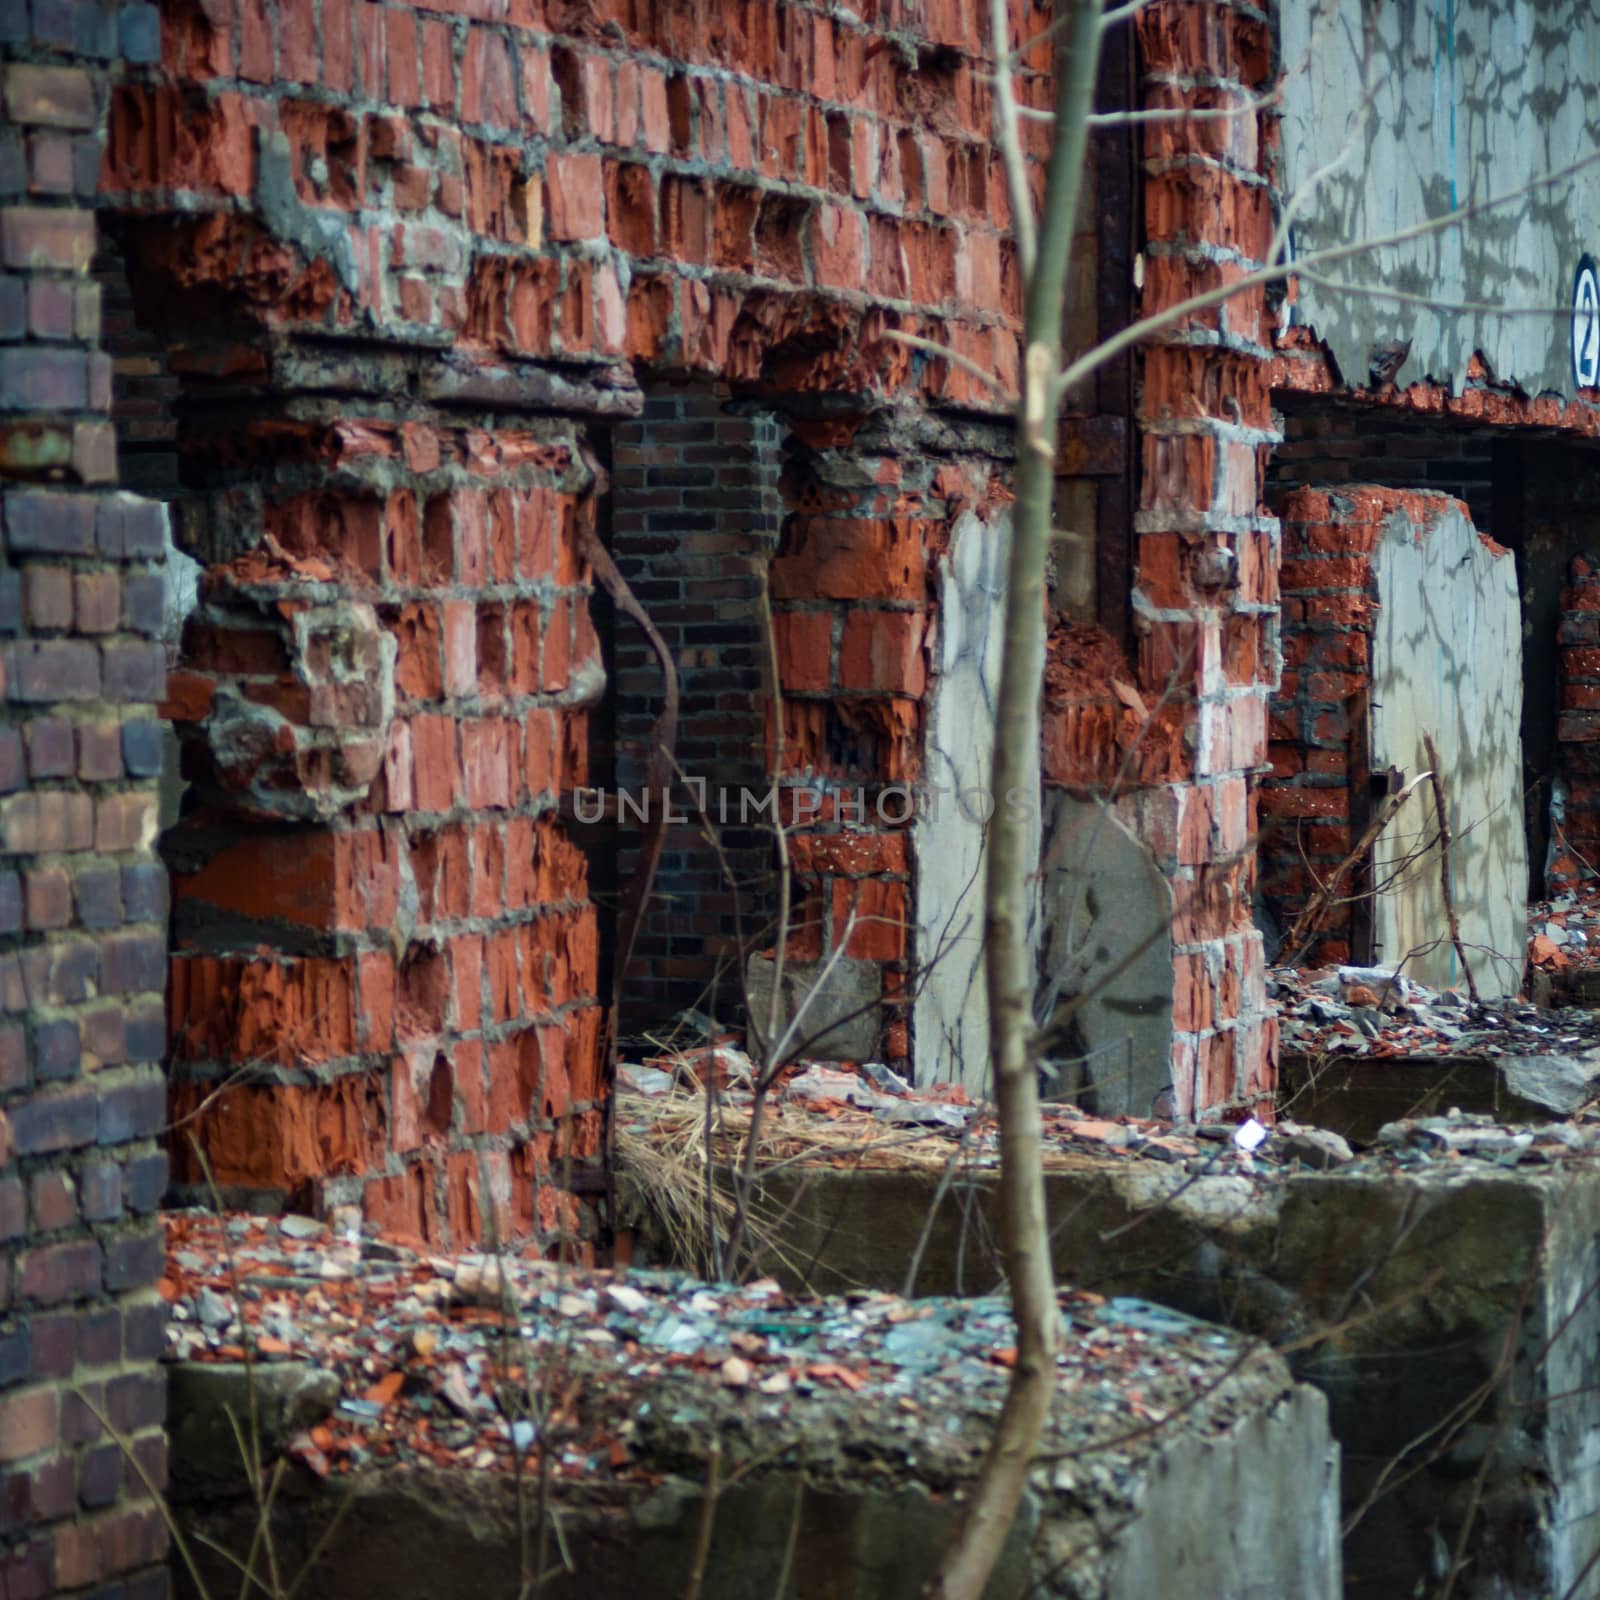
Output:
[[768, 415, 1011, 1071], [4, 0, 1299, 1302], [1055, 0, 1281, 1116], [1552, 558, 1600, 892], [158, 416, 603, 1251], [1, 10, 174, 1599], [1259, 485, 1388, 966], [87, 0, 1064, 1245]]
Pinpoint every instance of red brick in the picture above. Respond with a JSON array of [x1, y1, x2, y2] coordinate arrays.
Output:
[[771, 518, 926, 602], [547, 153, 604, 240], [606, 161, 656, 256], [385, 7, 419, 104], [0, 1385, 57, 1462], [451, 934, 484, 1032], [358, 951, 395, 1053], [442, 600, 476, 698], [239, 0, 274, 80], [462, 30, 516, 128], [522, 47, 552, 134], [640, 66, 671, 154], [832, 877, 907, 962], [839, 609, 926, 696], [323, 0, 353, 89], [280, 0, 317, 80], [461, 716, 515, 809], [392, 601, 443, 703], [421, 18, 455, 110], [410, 715, 459, 813], [523, 709, 556, 797]]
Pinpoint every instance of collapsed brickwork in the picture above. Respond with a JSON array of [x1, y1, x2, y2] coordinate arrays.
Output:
[[86, 0, 1066, 1242], [1259, 485, 1378, 966], [0, 8, 1300, 1227], [0, 0, 1309, 1586], [158, 414, 606, 1249], [1263, 346, 1600, 944]]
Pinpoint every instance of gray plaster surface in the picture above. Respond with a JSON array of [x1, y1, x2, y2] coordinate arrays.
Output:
[[745, 951, 884, 1062], [914, 508, 1038, 1090], [1279, 0, 1599, 398], [1036, 793, 1175, 1115], [1369, 495, 1526, 993]]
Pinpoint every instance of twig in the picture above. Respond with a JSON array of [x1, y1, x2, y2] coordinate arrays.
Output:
[[881, 330, 1017, 399], [683, 1439, 722, 1600], [1423, 734, 1480, 1003], [773, 1478, 804, 1600], [989, 0, 1036, 275], [1278, 773, 1429, 966], [903, 1113, 985, 1299]]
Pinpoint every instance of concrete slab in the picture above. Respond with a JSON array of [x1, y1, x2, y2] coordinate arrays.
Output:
[[1036, 793, 1174, 1116], [162, 1215, 1338, 1600], [1370, 497, 1526, 995], [650, 1135, 1600, 1598]]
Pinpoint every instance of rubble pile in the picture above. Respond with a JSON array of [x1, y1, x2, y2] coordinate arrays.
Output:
[[161, 1211, 1288, 1496], [1272, 964, 1600, 1058], [1530, 879, 1600, 972]]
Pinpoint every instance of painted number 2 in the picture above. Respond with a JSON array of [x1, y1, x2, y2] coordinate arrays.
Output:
[[1573, 256, 1600, 390]]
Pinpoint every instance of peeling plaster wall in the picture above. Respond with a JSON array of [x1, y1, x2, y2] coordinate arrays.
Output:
[[1036, 796, 1174, 1117], [1264, 487, 1526, 990], [913, 506, 1021, 1088], [1371, 497, 1526, 993], [1280, 0, 1600, 399]]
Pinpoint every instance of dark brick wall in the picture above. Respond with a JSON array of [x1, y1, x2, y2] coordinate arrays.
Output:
[[609, 384, 783, 1026], [1, 5, 173, 1597], [1269, 399, 1499, 535]]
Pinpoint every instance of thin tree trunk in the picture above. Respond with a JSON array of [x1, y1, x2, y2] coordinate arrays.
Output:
[[928, 2, 1104, 1595]]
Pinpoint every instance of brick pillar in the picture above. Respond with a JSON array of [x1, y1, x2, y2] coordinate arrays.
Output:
[[159, 416, 604, 1255], [0, 6, 173, 1597], [1131, 0, 1281, 1116], [766, 417, 941, 1074], [608, 384, 783, 1024]]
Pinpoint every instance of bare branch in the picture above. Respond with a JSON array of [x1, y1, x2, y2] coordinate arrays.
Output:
[[1279, 775, 1429, 966], [989, 0, 1036, 276], [1059, 149, 1600, 396], [882, 330, 1016, 400], [1298, 264, 1585, 320], [1085, 93, 1280, 129]]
